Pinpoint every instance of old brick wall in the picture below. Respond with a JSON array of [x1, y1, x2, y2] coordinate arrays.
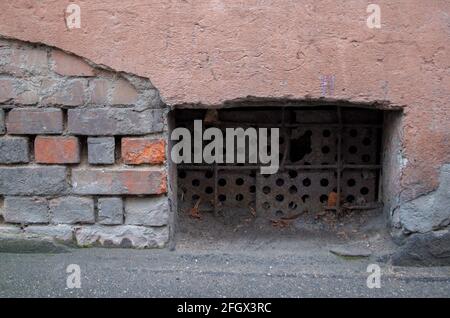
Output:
[[0, 1, 449, 255], [0, 38, 170, 247], [0, 0, 448, 213]]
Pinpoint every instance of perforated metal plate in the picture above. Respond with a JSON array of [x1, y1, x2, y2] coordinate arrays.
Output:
[[217, 170, 256, 210], [341, 170, 377, 205], [342, 126, 378, 164], [256, 170, 337, 217], [178, 169, 215, 212], [176, 106, 382, 216]]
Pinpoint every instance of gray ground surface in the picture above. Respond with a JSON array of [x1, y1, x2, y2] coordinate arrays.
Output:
[[1, 231, 449, 297], [1, 206, 449, 297]]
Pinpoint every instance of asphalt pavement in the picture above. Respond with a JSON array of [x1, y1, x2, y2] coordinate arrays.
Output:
[[1, 240, 449, 297]]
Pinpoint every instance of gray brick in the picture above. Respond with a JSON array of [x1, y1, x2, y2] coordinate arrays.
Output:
[[24, 225, 74, 242], [125, 196, 168, 226], [0, 109, 5, 134], [0, 224, 22, 235], [4, 196, 49, 224], [67, 108, 164, 135], [50, 196, 95, 224], [0, 166, 67, 195], [87, 137, 115, 164], [6, 108, 63, 134], [98, 197, 123, 225], [0, 137, 29, 163], [71, 168, 166, 195]]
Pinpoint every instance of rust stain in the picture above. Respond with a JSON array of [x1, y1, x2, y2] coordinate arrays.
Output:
[[122, 139, 165, 164]]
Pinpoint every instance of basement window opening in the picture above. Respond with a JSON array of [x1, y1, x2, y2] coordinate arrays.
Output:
[[171, 105, 388, 234]]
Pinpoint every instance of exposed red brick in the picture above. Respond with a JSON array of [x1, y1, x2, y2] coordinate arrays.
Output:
[[111, 78, 138, 105], [122, 138, 165, 165], [35, 136, 80, 164], [51, 49, 95, 76]]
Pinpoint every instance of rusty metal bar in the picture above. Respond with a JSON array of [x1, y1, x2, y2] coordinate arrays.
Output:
[[336, 106, 343, 213], [283, 164, 337, 169], [377, 124, 383, 204], [179, 164, 380, 169], [213, 163, 218, 216], [176, 121, 382, 129], [179, 164, 342, 170], [342, 165, 381, 170], [178, 164, 381, 171], [280, 107, 288, 170]]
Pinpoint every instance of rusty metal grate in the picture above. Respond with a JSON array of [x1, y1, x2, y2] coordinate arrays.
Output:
[[176, 106, 382, 217]]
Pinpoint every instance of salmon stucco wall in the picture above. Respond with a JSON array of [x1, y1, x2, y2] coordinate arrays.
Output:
[[0, 1, 449, 243]]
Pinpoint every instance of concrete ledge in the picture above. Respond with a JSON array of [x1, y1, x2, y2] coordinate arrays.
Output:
[[74, 225, 169, 248], [0, 224, 169, 250], [0, 235, 71, 254]]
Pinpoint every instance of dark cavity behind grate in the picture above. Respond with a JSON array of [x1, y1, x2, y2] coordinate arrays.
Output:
[[175, 106, 382, 217]]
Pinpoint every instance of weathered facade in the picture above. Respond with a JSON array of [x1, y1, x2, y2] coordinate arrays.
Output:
[[0, 1, 449, 264]]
